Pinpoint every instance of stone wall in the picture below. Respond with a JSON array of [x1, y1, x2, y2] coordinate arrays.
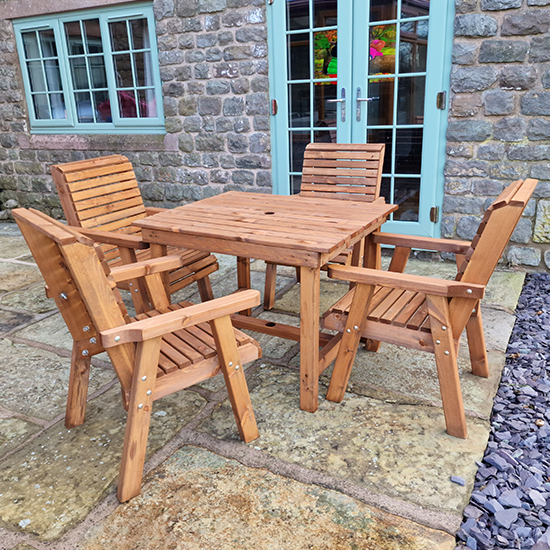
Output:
[[445, 0, 550, 268], [0, 0, 271, 217]]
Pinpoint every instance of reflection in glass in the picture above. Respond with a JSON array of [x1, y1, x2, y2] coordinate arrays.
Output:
[[314, 0, 337, 28], [39, 30, 57, 57], [314, 30, 337, 79], [27, 61, 46, 92], [44, 60, 62, 91], [33, 94, 49, 119], [22, 32, 40, 59], [134, 52, 153, 86], [369, 25, 396, 75], [313, 129, 334, 143], [314, 82, 336, 126], [138, 89, 156, 117], [291, 175, 302, 195], [395, 129, 423, 174], [114, 54, 134, 88], [290, 131, 310, 172], [367, 129, 392, 174], [288, 83, 311, 127], [287, 0, 309, 31], [110, 21, 129, 51], [397, 77, 425, 125], [399, 21, 428, 73], [75, 91, 94, 122], [130, 19, 148, 50], [118, 89, 137, 118], [50, 94, 66, 119], [84, 19, 102, 54], [367, 78, 393, 126], [89, 56, 107, 88], [65, 21, 84, 55], [70, 57, 89, 90], [288, 33, 310, 80], [369, 0, 396, 22], [380, 177, 391, 204], [393, 178, 420, 221], [93, 91, 110, 122], [402, 0, 430, 19]]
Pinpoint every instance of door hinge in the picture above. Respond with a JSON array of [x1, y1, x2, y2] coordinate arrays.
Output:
[[436, 91, 447, 110], [271, 99, 278, 115], [430, 206, 440, 223]]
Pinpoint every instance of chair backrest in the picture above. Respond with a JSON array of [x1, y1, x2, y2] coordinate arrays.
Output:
[[12, 208, 135, 392], [299, 143, 385, 202]]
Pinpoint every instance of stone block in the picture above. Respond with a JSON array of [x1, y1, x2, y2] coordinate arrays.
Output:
[[245, 93, 269, 115], [223, 96, 245, 116], [479, 40, 528, 63], [215, 117, 234, 132], [183, 153, 201, 167], [199, 0, 227, 12], [185, 49, 205, 63], [205, 15, 221, 30], [220, 153, 236, 168], [163, 81, 185, 96], [249, 132, 270, 153], [509, 144, 550, 160], [534, 182, 550, 197], [472, 178, 504, 195], [447, 144, 474, 158], [510, 218, 533, 244], [528, 118, 550, 140], [451, 67, 498, 92], [230, 77, 251, 94], [227, 133, 248, 153], [478, 143, 506, 160], [529, 0, 550, 4], [256, 171, 272, 187], [502, 11, 550, 35], [214, 62, 239, 78], [531, 164, 550, 180], [530, 35, 550, 62], [218, 31, 234, 46], [175, 66, 192, 81], [451, 94, 483, 117], [236, 27, 267, 42], [445, 160, 489, 177], [205, 47, 223, 61], [521, 92, 550, 115], [453, 42, 478, 66], [493, 117, 527, 142], [211, 169, 230, 183], [178, 133, 194, 152], [233, 117, 251, 133], [164, 117, 183, 133], [445, 179, 471, 195], [223, 45, 252, 61], [545, 249, 550, 269], [176, 0, 199, 17], [481, 0, 522, 8], [499, 65, 537, 90], [456, 0, 478, 12], [482, 90, 515, 115], [159, 50, 184, 65], [457, 216, 483, 240], [222, 11, 245, 27], [455, 14, 498, 36], [447, 120, 492, 141], [178, 97, 198, 116], [206, 80, 230, 95], [231, 170, 255, 184], [507, 246, 541, 265], [194, 63, 211, 79], [490, 162, 528, 179], [178, 34, 194, 49], [195, 135, 225, 152], [443, 196, 485, 214], [196, 33, 217, 48]]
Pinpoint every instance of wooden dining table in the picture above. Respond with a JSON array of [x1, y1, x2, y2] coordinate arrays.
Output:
[[134, 191, 397, 412]]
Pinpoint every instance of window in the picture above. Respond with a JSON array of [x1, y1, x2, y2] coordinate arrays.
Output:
[[13, 3, 164, 134]]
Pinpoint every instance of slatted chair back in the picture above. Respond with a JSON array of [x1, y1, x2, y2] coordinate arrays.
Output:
[[299, 143, 385, 202]]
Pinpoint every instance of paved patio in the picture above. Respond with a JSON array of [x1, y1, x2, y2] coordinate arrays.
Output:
[[0, 221, 525, 550]]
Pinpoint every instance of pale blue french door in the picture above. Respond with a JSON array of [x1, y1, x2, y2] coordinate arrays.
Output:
[[267, 0, 454, 237]]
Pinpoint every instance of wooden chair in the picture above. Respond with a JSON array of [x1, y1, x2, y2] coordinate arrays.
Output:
[[50, 154, 218, 313], [13, 207, 261, 502], [263, 143, 385, 310], [321, 178, 538, 439]]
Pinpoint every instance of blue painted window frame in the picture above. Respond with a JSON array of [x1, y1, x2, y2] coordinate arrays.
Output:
[[13, 3, 165, 134]]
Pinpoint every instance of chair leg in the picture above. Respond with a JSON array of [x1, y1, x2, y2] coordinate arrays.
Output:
[[466, 305, 489, 378], [65, 342, 91, 429], [327, 283, 374, 403], [197, 276, 215, 301], [210, 315, 259, 443], [117, 337, 160, 503], [237, 257, 252, 316], [264, 263, 277, 310], [295, 267, 300, 283], [426, 295, 467, 439]]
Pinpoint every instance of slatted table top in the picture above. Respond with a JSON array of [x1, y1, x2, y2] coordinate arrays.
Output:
[[135, 192, 397, 255]]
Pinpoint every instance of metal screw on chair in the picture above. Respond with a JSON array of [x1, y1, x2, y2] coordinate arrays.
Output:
[[442, 326, 447, 331], [346, 329, 351, 333], [354, 325, 359, 330], [114, 336, 121, 342], [472, 309, 476, 314], [146, 390, 152, 396], [444, 351, 450, 356], [60, 293, 68, 300], [90, 337, 97, 344], [235, 365, 240, 370], [138, 404, 143, 409], [142, 376, 147, 381], [229, 361, 233, 367], [467, 289, 472, 294], [435, 340, 441, 345], [82, 350, 89, 356], [83, 326, 90, 332], [135, 289, 139, 293]]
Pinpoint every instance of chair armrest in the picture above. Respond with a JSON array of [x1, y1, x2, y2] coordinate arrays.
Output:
[[77, 228, 149, 249], [372, 233, 471, 255], [145, 207, 168, 216], [101, 290, 261, 347], [110, 254, 186, 283], [328, 265, 484, 299]]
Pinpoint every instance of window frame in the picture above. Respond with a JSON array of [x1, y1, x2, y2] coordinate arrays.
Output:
[[13, 2, 165, 134]]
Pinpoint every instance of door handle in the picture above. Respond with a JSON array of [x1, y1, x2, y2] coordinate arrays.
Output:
[[326, 87, 346, 122], [355, 87, 379, 121]]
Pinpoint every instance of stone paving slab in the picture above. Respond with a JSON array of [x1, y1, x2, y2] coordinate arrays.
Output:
[[198, 364, 490, 519], [0, 236, 30, 259], [79, 446, 456, 550], [0, 310, 33, 334], [0, 386, 206, 542], [0, 282, 56, 314], [0, 417, 41, 460], [0, 263, 42, 293]]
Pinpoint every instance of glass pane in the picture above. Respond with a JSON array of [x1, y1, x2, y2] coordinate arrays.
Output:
[[65, 21, 84, 55], [314, 0, 337, 28], [290, 131, 310, 172], [130, 19, 149, 50], [84, 19, 103, 54], [397, 77, 425, 125], [89, 56, 107, 89], [288, 83, 310, 128], [291, 175, 302, 195], [32, 94, 50, 119], [39, 29, 57, 57], [380, 177, 391, 203], [44, 60, 62, 91], [287, 0, 309, 31], [50, 93, 66, 119], [370, 0, 396, 22], [393, 178, 420, 221], [369, 25, 396, 75], [118, 89, 138, 118], [367, 129, 392, 174], [27, 61, 46, 92], [75, 91, 94, 122], [134, 52, 153, 86], [138, 89, 156, 117], [314, 81, 337, 127], [288, 33, 309, 81], [395, 128, 423, 174], [402, 0, 429, 18], [313, 129, 334, 143], [399, 21, 428, 73], [314, 30, 337, 79], [114, 54, 134, 88], [22, 32, 40, 59], [92, 90, 110, 122], [110, 21, 129, 51], [70, 57, 89, 90], [367, 78, 394, 126]]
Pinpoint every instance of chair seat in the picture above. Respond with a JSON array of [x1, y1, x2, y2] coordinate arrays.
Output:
[[323, 286, 432, 333]]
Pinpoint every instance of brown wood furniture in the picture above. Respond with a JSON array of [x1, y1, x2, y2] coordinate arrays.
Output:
[[322, 178, 538, 439], [263, 143, 386, 310], [51, 154, 218, 313], [13, 207, 261, 502], [134, 191, 397, 412]]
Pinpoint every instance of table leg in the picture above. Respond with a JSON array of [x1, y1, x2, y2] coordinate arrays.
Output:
[[300, 266, 320, 412], [150, 243, 170, 302], [362, 233, 382, 352], [237, 256, 252, 316]]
